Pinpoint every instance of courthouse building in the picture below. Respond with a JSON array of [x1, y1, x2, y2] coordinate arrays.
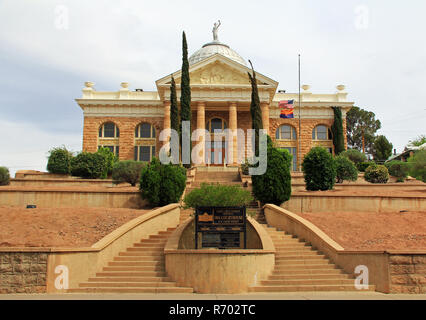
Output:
[[76, 28, 353, 171]]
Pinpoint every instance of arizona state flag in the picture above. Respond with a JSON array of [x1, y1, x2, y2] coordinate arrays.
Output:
[[279, 100, 294, 118]]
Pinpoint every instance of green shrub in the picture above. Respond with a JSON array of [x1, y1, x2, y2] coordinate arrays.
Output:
[[356, 161, 374, 172], [408, 150, 426, 182], [340, 149, 367, 164], [240, 159, 250, 175], [335, 155, 358, 183], [385, 160, 410, 182], [71, 152, 107, 179], [139, 158, 187, 207], [112, 161, 145, 186], [47, 146, 73, 174], [97, 147, 118, 178], [0, 167, 10, 186], [251, 136, 292, 205], [302, 147, 336, 191], [364, 164, 389, 183], [183, 183, 253, 209]]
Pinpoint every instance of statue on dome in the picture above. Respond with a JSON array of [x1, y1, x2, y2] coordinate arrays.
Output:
[[212, 20, 221, 41]]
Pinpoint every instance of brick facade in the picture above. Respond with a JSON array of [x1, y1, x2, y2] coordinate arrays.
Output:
[[83, 109, 345, 169], [0, 252, 47, 293]]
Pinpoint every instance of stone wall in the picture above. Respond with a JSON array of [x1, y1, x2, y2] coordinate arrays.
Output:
[[0, 252, 47, 293], [389, 254, 426, 293]]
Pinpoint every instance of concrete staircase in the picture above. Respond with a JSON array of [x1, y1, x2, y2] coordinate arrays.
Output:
[[68, 227, 193, 293], [186, 170, 242, 194], [249, 226, 376, 292]]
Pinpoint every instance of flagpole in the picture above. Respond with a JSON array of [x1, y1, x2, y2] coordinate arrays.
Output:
[[298, 54, 301, 171]]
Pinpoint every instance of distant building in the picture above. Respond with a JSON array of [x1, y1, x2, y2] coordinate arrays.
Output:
[[75, 28, 354, 171], [388, 143, 426, 162]]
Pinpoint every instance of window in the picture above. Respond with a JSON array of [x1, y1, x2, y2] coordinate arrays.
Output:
[[99, 122, 119, 138], [98, 145, 119, 157], [280, 147, 297, 171], [206, 118, 227, 133], [312, 125, 332, 140], [135, 123, 155, 138], [134, 146, 155, 162], [276, 125, 297, 140]]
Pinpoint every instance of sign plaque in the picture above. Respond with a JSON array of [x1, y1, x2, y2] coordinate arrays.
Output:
[[195, 206, 247, 249]]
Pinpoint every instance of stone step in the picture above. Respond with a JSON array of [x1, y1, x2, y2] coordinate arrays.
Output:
[[249, 285, 375, 292], [133, 242, 166, 248], [127, 247, 164, 252], [268, 273, 351, 280], [102, 267, 166, 274], [79, 282, 178, 288], [274, 259, 331, 266], [139, 239, 167, 244], [89, 276, 171, 282], [272, 265, 339, 273], [96, 271, 169, 278], [68, 287, 194, 293], [107, 261, 165, 268], [113, 257, 163, 263], [148, 235, 170, 239], [119, 251, 163, 257], [260, 279, 356, 286], [275, 255, 326, 260]]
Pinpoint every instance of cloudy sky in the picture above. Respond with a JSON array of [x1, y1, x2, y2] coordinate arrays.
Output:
[[0, 0, 425, 175]]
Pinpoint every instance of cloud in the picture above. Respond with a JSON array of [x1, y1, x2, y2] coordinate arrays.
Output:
[[0, 0, 425, 158], [0, 120, 81, 177]]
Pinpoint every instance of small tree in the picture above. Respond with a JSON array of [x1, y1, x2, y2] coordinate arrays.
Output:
[[97, 147, 118, 178], [340, 149, 367, 164], [372, 135, 393, 161], [112, 161, 145, 186], [334, 155, 358, 183], [184, 184, 253, 209], [71, 152, 107, 179], [47, 146, 73, 174], [139, 158, 187, 207], [364, 163, 389, 183], [408, 149, 426, 182], [385, 160, 410, 182], [247, 60, 263, 155], [302, 147, 337, 191], [331, 107, 345, 155], [0, 166, 10, 186], [180, 31, 191, 167], [410, 135, 426, 147], [356, 161, 375, 172], [251, 136, 292, 205]]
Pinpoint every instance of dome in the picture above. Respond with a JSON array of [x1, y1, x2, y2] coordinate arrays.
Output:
[[188, 40, 247, 66]]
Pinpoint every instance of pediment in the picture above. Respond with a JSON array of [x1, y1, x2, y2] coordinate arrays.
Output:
[[156, 53, 278, 88]]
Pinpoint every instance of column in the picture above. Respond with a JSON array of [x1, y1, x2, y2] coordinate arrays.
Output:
[[196, 101, 206, 165], [261, 102, 270, 135], [163, 101, 171, 146], [229, 102, 238, 165]]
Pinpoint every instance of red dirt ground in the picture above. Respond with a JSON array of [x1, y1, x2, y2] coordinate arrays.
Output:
[[297, 211, 426, 251], [0, 207, 149, 248]]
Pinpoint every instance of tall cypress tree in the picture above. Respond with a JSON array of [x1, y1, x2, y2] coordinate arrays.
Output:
[[247, 60, 263, 156], [331, 106, 345, 155], [170, 75, 179, 134], [180, 31, 191, 167]]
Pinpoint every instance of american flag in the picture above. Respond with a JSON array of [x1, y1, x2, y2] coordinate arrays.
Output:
[[279, 100, 294, 118]]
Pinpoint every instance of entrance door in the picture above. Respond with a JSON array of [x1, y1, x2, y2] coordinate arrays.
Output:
[[206, 141, 227, 165]]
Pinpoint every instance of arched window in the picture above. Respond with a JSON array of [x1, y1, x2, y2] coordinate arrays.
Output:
[[276, 125, 297, 140], [135, 122, 155, 139], [98, 122, 119, 157], [99, 122, 119, 138], [312, 125, 332, 140], [206, 118, 227, 133], [134, 122, 156, 162]]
